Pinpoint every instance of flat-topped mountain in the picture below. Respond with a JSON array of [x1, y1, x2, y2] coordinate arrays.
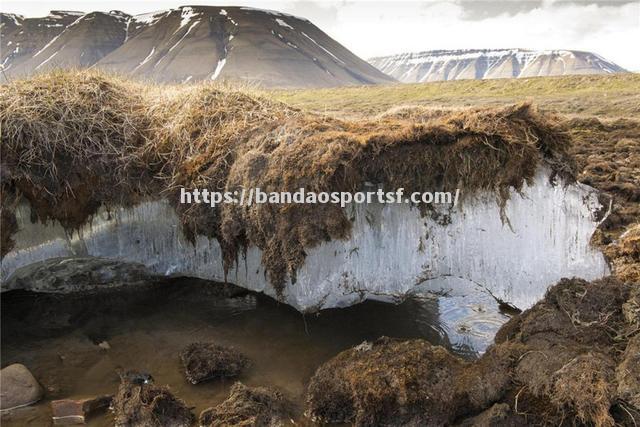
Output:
[[369, 49, 627, 83]]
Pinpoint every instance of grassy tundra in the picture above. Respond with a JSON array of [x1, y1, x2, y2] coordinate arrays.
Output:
[[271, 73, 640, 119]]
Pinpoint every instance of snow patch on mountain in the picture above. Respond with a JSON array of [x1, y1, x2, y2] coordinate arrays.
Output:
[[211, 58, 226, 80], [275, 18, 294, 30], [301, 31, 344, 65], [132, 10, 167, 25], [177, 7, 200, 31]]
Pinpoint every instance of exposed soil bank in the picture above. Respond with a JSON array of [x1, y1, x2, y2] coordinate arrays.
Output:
[[306, 277, 640, 426], [1, 70, 637, 426], [2, 70, 580, 297]]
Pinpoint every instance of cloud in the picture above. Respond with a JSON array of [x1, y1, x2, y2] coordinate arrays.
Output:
[[319, 0, 639, 70], [3, 0, 638, 70], [456, 1, 544, 20], [454, 0, 638, 21], [285, 1, 339, 25]]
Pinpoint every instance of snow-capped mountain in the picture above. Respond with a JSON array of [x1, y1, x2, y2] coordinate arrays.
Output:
[[0, 7, 395, 88], [369, 49, 627, 83]]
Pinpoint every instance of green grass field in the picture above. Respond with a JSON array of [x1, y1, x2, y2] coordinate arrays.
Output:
[[270, 73, 640, 119]]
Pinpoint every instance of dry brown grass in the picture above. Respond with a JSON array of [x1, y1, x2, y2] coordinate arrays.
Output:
[[0, 71, 154, 256], [111, 374, 194, 427], [550, 353, 616, 427], [604, 224, 640, 283], [1, 70, 576, 293], [568, 117, 640, 239], [199, 382, 293, 427]]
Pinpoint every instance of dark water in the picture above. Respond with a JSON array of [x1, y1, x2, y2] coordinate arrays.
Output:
[[1, 279, 481, 426]]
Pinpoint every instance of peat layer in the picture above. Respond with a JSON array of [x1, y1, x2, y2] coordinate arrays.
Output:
[[1, 70, 577, 294]]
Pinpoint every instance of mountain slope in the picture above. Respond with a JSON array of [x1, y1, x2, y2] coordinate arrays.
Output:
[[1, 6, 394, 88], [13, 11, 129, 74], [1, 11, 83, 73], [369, 49, 627, 83]]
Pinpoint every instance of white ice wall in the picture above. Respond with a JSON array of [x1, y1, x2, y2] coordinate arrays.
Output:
[[1, 167, 610, 314]]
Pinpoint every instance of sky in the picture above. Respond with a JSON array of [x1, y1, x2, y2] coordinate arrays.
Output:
[[3, 0, 639, 70]]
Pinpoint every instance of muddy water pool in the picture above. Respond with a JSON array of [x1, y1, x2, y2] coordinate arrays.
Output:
[[1, 279, 509, 425]]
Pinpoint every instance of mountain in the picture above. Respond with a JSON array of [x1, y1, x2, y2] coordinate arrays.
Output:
[[0, 7, 394, 88], [369, 49, 627, 83], [1, 11, 84, 73]]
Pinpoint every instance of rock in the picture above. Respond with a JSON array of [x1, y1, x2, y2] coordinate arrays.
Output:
[[4, 257, 162, 293], [0, 364, 44, 411], [456, 403, 522, 426], [353, 341, 373, 352], [111, 371, 193, 427], [617, 334, 640, 410], [180, 342, 250, 384], [199, 382, 293, 427], [97, 341, 111, 350], [117, 370, 154, 385], [51, 395, 112, 425]]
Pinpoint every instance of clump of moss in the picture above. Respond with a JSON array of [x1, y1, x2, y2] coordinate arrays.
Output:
[[199, 382, 293, 426], [306, 277, 638, 426], [180, 342, 250, 384], [111, 371, 194, 427], [305, 336, 513, 425], [497, 277, 634, 425], [1, 70, 576, 295]]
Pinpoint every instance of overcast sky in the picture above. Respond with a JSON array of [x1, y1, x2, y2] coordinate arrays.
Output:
[[3, 0, 639, 70]]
